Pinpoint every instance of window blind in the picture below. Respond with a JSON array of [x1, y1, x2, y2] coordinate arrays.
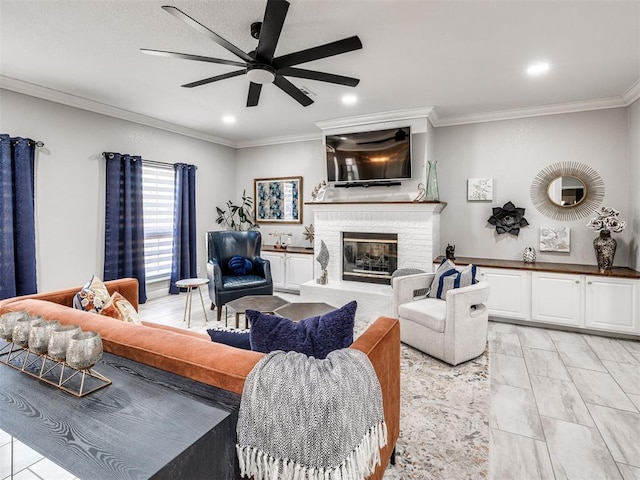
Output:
[[142, 162, 175, 282]]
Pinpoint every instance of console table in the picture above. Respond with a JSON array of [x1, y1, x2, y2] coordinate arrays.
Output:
[[0, 350, 241, 479], [435, 256, 640, 338]]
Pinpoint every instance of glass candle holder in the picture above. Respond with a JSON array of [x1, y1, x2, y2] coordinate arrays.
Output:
[[28, 320, 61, 355], [47, 325, 81, 362], [0, 311, 29, 341], [12, 317, 44, 348], [66, 331, 103, 370]]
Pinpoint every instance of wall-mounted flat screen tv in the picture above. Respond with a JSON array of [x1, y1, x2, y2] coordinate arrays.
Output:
[[325, 127, 411, 184]]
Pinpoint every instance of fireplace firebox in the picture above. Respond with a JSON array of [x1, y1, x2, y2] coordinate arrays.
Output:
[[342, 232, 398, 285]]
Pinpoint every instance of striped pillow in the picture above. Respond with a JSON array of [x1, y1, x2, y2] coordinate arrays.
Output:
[[429, 260, 477, 300]]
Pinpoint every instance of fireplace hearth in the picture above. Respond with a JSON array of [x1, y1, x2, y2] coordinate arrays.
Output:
[[342, 232, 398, 285]]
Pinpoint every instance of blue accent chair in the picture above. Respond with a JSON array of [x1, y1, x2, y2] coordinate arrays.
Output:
[[206, 231, 273, 323]]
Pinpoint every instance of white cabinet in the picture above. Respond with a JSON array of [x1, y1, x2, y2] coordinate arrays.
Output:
[[479, 268, 530, 321], [285, 254, 315, 291], [475, 265, 639, 336], [585, 276, 639, 334], [531, 272, 583, 327], [262, 250, 314, 292], [262, 252, 286, 290]]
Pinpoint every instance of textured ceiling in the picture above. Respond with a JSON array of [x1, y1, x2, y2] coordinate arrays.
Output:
[[1, 0, 639, 146]]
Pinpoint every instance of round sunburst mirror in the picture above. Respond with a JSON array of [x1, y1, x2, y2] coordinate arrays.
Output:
[[531, 162, 604, 221]]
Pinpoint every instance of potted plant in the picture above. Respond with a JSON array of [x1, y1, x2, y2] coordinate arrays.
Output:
[[216, 190, 259, 231]]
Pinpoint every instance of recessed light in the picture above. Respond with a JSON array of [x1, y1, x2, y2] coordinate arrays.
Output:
[[527, 62, 550, 76], [342, 94, 357, 105], [222, 115, 236, 124]]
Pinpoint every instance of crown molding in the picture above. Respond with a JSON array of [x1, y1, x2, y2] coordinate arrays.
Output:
[[236, 132, 322, 149], [622, 78, 640, 105], [315, 107, 435, 131], [431, 97, 628, 127], [0, 75, 237, 148]]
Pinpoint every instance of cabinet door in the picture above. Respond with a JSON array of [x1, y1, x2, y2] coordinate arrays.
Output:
[[479, 268, 531, 320], [585, 276, 639, 334], [285, 254, 314, 291], [262, 253, 285, 290], [531, 272, 583, 327]]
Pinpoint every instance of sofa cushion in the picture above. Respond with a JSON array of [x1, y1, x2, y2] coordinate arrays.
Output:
[[228, 255, 253, 275], [398, 298, 447, 333], [222, 275, 268, 290], [100, 292, 142, 325], [247, 301, 357, 359], [73, 275, 111, 313], [207, 327, 251, 350]]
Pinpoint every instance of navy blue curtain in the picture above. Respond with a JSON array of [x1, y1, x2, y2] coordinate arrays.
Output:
[[0, 135, 37, 300], [104, 152, 147, 303], [169, 163, 197, 294]]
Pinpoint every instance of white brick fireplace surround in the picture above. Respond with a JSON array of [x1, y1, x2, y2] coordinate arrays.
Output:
[[300, 201, 446, 320]]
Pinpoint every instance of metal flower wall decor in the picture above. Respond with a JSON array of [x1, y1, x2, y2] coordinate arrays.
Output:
[[488, 201, 529, 236]]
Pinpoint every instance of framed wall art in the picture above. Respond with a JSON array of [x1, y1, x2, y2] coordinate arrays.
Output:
[[254, 176, 303, 224], [467, 178, 493, 201], [539, 226, 571, 252]]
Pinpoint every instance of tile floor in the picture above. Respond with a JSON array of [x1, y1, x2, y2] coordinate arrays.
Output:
[[3, 290, 640, 479], [488, 321, 640, 480]]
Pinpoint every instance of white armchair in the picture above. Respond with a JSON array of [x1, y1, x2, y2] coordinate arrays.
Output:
[[392, 273, 490, 365]]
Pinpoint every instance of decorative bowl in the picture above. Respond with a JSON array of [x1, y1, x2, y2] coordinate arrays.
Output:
[[28, 320, 61, 354], [47, 325, 81, 362], [0, 311, 29, 341], [66, 331, 103, 370], [12, 316, 44, 348]]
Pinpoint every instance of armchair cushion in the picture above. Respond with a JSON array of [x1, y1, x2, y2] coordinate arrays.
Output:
[[228, 255, 253, 275], [222, 275, 269, 290], [429, 259, 477, 299], [398, 298, 446, 332]]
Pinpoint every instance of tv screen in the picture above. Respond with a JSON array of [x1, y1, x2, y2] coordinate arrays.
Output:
[[325, 127, 411, 183]]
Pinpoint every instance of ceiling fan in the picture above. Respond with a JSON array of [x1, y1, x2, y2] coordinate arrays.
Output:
[[141, 1, 363, 107]]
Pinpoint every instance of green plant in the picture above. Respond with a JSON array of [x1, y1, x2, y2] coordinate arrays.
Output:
[[215, 190, 259, 231]]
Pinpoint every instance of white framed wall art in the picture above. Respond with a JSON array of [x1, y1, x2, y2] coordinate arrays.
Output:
[[539, 226, 571, 252], [467, 178, 493, 201]]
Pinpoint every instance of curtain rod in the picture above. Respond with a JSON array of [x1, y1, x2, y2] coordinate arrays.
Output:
[[101, 153, 197, 170]]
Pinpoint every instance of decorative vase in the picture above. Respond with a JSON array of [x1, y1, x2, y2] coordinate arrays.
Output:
[[425, 161, 439, 201], [593, 229, 616, 272], [523, 247, 536, 263]]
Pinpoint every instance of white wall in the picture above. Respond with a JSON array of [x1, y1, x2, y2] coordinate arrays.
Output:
[[434, 108, 631, 266], [0, 89, 236, 293], [629, 99, 640, 270], [235, 140, 325, 247]]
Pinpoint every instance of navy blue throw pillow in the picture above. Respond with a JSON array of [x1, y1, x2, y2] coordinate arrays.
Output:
[[247, 301, 357, 359], [207, 327, 251, 350], [228, 255, 252, 275]]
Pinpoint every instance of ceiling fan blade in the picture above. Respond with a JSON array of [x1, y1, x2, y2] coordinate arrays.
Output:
[[182, 70, 246, 88], [278, 67, 359, 87], [272, 36, 362, 69], [140, 49, 247, 68], [273, 76, 313, 106], [247, 82, 263, 107], [255, 0, 289, 63], [162, 6, 254, 63]]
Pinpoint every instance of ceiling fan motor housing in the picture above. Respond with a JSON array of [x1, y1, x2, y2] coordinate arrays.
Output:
[[246, 63, 276, 84]]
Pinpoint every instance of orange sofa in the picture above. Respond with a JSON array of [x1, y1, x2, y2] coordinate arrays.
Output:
[[0, 278, 400, 479]]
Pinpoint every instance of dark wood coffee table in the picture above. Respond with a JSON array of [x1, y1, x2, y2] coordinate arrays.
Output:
[[274, 302, 336, 321], [0, 349, 241, 479], [226, 295, 290, 328]]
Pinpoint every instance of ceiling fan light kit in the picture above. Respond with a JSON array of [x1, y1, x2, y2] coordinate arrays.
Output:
[[142, 0, 362, 107]]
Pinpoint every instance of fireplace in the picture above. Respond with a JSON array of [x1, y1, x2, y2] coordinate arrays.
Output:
[[342, 232, 398, 285]]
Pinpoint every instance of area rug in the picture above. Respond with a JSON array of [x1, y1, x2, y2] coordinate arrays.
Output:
[[350, 315, 490, 480], [382, 345, 490, 479]]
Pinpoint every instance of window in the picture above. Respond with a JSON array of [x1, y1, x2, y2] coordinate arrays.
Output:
[[142, 162, 174, 282]]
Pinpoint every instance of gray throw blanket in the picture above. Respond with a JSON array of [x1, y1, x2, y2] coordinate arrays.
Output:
[[237, 349, 387, 480]]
